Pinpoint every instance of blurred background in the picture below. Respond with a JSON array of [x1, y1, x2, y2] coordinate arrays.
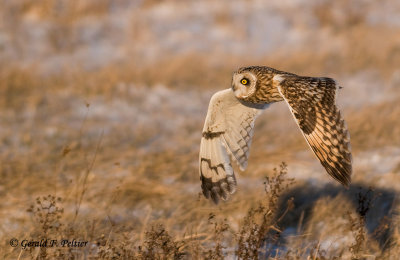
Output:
[[1, 0, 400, 258]]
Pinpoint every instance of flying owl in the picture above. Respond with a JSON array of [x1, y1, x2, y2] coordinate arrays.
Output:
[[199, 66, 352, 204]]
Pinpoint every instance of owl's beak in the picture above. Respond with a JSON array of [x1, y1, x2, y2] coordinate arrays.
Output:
[[231, 72, 237, 91], [231, 83, 237, 92]]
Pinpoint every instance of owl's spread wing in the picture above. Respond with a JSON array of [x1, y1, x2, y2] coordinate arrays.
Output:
[[200, 89, 263, 204], [273, 75, 352, 186]]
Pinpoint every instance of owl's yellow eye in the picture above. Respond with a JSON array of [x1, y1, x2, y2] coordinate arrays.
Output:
[[241, 78, 249, 85]]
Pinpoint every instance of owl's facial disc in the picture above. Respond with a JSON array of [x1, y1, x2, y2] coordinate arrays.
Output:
[[232, 71, 257, 100]]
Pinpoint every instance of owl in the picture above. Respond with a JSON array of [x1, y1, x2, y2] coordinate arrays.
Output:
[[199, 66, 352, 204]]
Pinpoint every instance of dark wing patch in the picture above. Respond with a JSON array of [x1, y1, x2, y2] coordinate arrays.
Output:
[[275, 75, 352, 186], [200, 157, 237, 204]]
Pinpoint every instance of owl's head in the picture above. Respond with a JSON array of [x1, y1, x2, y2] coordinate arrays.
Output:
[[231, 70, 258, 101]]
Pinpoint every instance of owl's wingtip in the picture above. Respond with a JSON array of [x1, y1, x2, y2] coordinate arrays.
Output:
[[338, 175, 352, 189], [342, 181, 351, 189], [201, 175, 237, 205]]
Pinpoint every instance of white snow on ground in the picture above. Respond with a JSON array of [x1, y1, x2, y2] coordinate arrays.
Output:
[[2, 0, 400, 73]]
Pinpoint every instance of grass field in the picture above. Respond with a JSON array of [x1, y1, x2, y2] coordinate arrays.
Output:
[[1, 0, 400, 259]]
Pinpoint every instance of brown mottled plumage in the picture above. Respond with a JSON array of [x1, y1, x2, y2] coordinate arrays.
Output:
[[199, 66, 352, 204]]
